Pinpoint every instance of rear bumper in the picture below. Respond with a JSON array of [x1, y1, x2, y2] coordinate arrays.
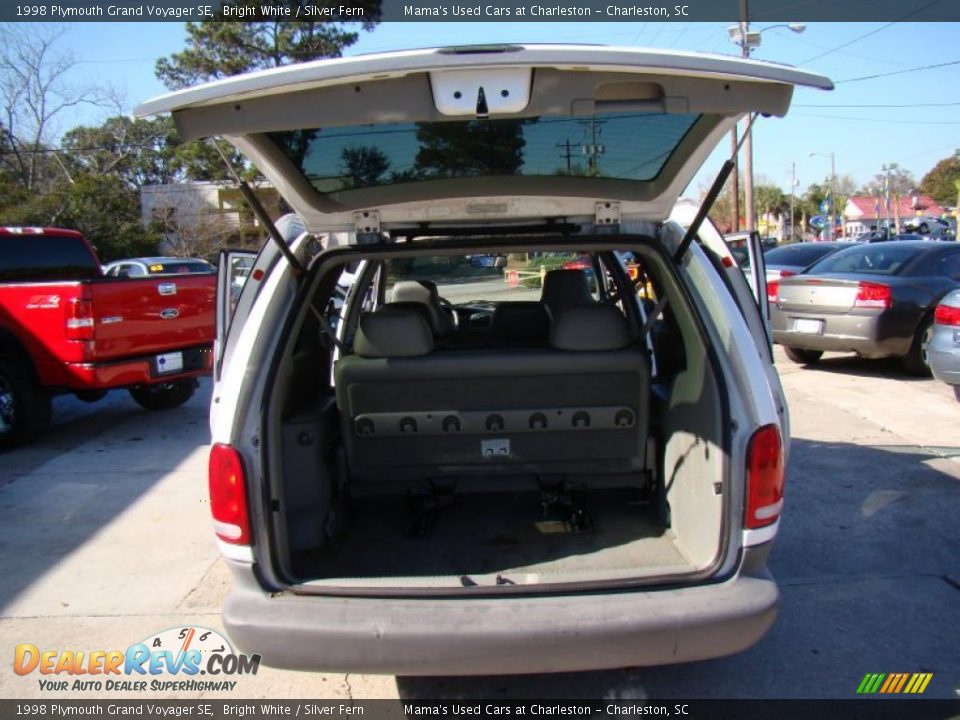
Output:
[[929, 328, 960, 385], [60, 345, 212, 390], [771, 310, 910, 358], [222, 562, 779, 676]]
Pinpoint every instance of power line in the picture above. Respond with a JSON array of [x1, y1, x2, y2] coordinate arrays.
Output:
[[791, 112, 960, 126], [798, 1, 945, 65], [794, 101, 960, 108], [835, 59, 960, 84]]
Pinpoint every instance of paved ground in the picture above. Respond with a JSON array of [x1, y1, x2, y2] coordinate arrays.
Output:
[[1, 348, 958, 700]]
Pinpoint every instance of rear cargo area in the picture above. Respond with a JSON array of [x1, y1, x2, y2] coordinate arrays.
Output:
[[265, 242, 730, 592], [292, 489, 693, 585]]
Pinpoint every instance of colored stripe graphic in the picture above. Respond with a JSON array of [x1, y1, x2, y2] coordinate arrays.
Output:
[[857, 672, 932, 694]]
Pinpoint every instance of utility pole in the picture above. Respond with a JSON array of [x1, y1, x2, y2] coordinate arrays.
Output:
[[881, 162, 898, 236], [730, 128, 740, 231], [556, 139, 574, 173], [726, 18, 805, 235], [829, 152, 836, 240], [739, 0, 755, 234], [789, 161, 796, 242], [579, 117, 606, 175]]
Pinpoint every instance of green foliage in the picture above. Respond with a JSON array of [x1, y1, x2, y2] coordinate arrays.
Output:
[[413, 120, 527, 179], [155, 7, 381, 90], [920, 155, 960, 206], [340, 146, 391, 188]]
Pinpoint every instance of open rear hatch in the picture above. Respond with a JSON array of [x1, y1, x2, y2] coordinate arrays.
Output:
[[137, 45, 828, 594], [136, 44, 832, 233]]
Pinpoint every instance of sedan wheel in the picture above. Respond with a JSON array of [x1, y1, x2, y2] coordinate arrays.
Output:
[[783, 346, 824, 365], [901, 318, 933, 376]]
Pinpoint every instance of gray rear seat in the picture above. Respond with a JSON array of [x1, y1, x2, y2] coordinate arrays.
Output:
[[334, 304, 650, 490]]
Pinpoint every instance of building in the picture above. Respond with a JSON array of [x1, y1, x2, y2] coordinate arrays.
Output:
[[844, 192, 947, 237], [140, 181, 282, 257]]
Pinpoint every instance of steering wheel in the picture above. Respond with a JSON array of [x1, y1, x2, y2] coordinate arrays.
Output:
[[438, 296, 459, 329]]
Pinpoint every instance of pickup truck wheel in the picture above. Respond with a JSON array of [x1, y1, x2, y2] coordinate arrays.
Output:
[[0, 355, 52, 448], [783, 346, 824, 365], [129, 379, 197, 411]]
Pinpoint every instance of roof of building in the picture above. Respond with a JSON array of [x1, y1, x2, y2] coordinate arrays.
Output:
[[846, 194, 946, 220]]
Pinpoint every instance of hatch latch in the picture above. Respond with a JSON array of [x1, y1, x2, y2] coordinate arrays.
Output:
[[354, 210, 382, 244], [595, 201, 621, 234]]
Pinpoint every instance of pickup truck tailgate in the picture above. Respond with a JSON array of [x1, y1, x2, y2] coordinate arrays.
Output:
[[89, 275, 215, 360]]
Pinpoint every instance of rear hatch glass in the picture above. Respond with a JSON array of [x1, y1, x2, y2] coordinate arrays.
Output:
[[269, 112, 700, 192]]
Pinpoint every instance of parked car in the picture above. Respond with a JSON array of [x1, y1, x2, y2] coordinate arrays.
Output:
[[853, 229, 892, 243], [0, 227, 215, 447], [900, 216, 949, 236], [769, 241, 960, 374], [763, 241, 855, 281], [103, 257, 215, 277], [137, 44, 833, 675], [928, 289, 960, 400]]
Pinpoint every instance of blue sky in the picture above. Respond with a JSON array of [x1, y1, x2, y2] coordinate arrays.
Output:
[[49, 21, 960, 198]]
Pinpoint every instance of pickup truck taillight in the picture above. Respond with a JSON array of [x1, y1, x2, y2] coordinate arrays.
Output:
[[209, 443, 251, 545], [65, 295, 94, 340], [854, 282, 892, 310], [745, 424, 784, 530], [934, 303, 960, 326]]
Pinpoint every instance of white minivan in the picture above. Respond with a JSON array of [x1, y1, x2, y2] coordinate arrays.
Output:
[[138, 45, 830, 675]]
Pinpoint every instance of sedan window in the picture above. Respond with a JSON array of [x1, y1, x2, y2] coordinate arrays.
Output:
[[939, 252, 960, 281], [807, 244, 921, 276]]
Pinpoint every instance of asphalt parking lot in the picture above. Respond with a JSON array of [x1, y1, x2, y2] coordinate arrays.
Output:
[[1, 348, 958, 700]]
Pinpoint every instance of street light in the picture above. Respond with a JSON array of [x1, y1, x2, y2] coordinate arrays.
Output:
[[728, 16, 806, 233], [809, 151, 837, 240]]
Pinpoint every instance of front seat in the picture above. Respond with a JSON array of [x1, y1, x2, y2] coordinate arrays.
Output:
[[390, 280, 455, 337], [541, 269, 593, 318]]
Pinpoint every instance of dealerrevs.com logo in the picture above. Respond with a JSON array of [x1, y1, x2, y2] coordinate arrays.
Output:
[[14, 626, 260, 692]]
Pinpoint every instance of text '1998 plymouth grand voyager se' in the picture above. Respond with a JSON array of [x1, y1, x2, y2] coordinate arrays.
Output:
[[137, 45, 832, 675]]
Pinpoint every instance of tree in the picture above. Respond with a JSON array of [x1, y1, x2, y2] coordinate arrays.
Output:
[[0, 26, 110, 191], [61, 116, 182, 190], [860, 166, 916, 197], [340, 146, 390, 188], [920, 154, 960, 205], [413, 120, 527, 179], [155, 5, 381, 90]]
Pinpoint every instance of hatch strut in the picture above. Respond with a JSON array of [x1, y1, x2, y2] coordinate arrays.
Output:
[[211, 139, 304, 277], [672, 113, 759, 264]]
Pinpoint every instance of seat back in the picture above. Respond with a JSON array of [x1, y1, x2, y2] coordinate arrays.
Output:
[[335, 305, 649, 490]]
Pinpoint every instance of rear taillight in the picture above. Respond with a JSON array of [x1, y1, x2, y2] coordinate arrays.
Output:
[[766, 280, 779, 304], [854, 281, 892, 310], [934, 303, 960, 326], [65, 296, 94, 340], [745, 425, 784, 530], [209, 443, 250, 545], [779, 270, 796, 278]]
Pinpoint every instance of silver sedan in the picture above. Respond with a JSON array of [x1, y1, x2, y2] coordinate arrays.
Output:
[[929, 288, 960, 400]]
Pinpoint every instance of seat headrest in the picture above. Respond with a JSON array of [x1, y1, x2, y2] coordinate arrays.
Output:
[[550, 306, 631, 351], [354, 307, 434, 358], [490, 302, 551, 344], [390, 280, 454, 337], [541, 269, 593, 314], [391, 280, 438, 304]]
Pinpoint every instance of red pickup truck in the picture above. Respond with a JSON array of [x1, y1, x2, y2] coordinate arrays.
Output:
[[0, 227, 215, 447]]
